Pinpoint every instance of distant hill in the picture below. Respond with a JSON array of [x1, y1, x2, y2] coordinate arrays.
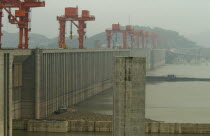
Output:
[[73, 26, 198, 49], [135, 26, 197, 49], [187, 30, 210, 47], [2, 31, 50, 48], [1, 26, 198, 49]]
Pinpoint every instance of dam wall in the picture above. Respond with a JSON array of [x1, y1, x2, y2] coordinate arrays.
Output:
[[130, 48, 151, 70], [0, 48, 166, 135], [0, 48, 166, 124], [150, 49, 166, 69], [4, 49, 129, 120], [35, 49, 129, 119]]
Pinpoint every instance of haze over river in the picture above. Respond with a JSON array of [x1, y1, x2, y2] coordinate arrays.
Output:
[[14, 64, 210, 136]]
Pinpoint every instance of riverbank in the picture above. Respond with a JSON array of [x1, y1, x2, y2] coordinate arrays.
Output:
[[13, 110, 157, 131], [13, 110, 210, 134], [47, 109, 156, 122], [13, 119, 210, 134]]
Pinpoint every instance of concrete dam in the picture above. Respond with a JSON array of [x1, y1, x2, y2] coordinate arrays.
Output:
[[0, 48, 165, 136]]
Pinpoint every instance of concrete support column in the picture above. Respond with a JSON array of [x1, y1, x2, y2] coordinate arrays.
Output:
[[35, 49, 42, 119], [0, 52, 13, 136], [8, 54, 13, 136], [0, 52, 4, 136], [113, 57, 146, 136]]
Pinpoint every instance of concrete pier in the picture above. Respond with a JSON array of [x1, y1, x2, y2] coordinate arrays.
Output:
[[0, 52, 5, 136], [113, 57, 146, 136], [35, 49, 42, 119], [0, 52, 13, 136]]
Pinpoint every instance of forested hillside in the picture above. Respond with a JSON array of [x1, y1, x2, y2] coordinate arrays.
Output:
[[1, 26, 197, 49]]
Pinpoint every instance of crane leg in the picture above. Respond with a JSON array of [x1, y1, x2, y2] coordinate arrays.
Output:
[[130, 36, 133, 48], [136, 35, 140, 48], [59, 20, 66, 48], [152, 38, 155, 48], [145, 38, 148, 48], [122, 31, 127, 49], [107, 36, 111, 48], [106, 31, 111, 48], [78, 21, 85, 49], [0, 8, 2, 49], [24, 9, 29, 49], [142, 35, 145, 48], [24, 28, 29, 49], [18, 27, 23, 49]]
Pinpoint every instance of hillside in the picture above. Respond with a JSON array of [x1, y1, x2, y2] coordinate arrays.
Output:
[[1, 26, 197, 49], [61, 26, 198, 49], [2, 31, 50, 48], [136, 26, 197, 49], [82, 26, 197, 49], [187, 30, 210, 47]]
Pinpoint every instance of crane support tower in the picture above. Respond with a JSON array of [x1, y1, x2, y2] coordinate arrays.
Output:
[[145, 32, 160, 48], [144, 32, 149, 48], [106, 24, 128, 49], [0, 0, 45, 49], [57, 7, 95, 49], [134, 30, 145, 48], [126, 25, 135, 48], [106, 24, 162, 49], [150, 32, 159, 48], [106, 24, 146, 49]]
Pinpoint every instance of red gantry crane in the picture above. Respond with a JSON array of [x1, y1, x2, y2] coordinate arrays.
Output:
[[57, 7, 95, 49], [0, 0, 45, 49], [126, 26, 146, 48], [134, 30, 145, 48], [106, 24, 163, 49], [106, 24, 128, 49], [106, 24, 147, 49], [144, 32, 149, 48], [145, 32, 161, 48], [150, 32, 160, 48], [126, 25, 135, 48]]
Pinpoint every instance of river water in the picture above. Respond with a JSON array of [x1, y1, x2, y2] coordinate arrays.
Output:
[[146, 64, 210, 123], [14, 64, 210, 136]]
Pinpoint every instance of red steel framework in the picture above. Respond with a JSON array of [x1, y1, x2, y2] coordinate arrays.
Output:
[[106, 24, 161, 49], [0, 0, 45, 49], [126, 25, 135, 48], [106, 24, 127, 48], [145, 32, 160, 48], [126, 26, 146, 48], [106, 24, 146, 49], [134, 30, 145, 48], [144, 32, 149, 48], [57, 7, 95, 49], [150, 32, 160, 48]]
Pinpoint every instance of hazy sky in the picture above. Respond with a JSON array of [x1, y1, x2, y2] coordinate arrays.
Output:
[[2, 0, 210, 38]]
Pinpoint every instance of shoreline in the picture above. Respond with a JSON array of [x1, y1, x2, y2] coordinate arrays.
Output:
[[13, 111, 210, 134]]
